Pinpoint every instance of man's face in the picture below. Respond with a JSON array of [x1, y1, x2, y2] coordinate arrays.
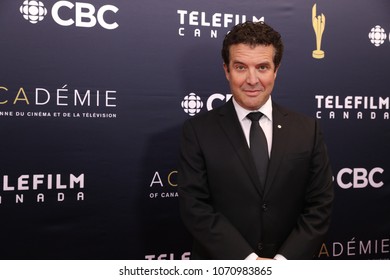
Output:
[[224, 44, 279, 111]]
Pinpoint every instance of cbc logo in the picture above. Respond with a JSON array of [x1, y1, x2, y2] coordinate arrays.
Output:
[[368, 25, 388, 47], [181, 92, 232, 116], [20, 0, 118, 30], [336, 167, 384, 189], [20, 1, 47, 24], [181, 93, 203, 116]]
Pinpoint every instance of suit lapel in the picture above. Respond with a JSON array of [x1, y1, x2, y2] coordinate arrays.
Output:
[[263, 103, 289, 196], [217, 100, 263, 195]]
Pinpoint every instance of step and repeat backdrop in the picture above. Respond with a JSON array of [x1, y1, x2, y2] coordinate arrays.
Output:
[[0, 0, 389, 259]]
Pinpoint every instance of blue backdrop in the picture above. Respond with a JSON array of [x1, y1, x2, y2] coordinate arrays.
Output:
[[1, 0, 389, 259]]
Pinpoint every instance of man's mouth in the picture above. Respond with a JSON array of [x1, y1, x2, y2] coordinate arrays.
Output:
[[243, 89, 263, 95]]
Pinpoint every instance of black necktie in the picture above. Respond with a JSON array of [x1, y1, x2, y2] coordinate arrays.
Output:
[[247, 112, 269, 189]]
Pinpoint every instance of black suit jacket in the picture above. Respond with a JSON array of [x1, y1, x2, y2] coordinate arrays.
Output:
[[178, 99, 334, 259]]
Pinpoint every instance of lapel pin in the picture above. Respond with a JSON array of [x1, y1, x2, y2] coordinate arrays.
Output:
[[277, 125, 282, 129]]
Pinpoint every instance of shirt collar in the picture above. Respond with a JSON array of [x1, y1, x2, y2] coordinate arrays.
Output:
[[232, 96, 273, 122]]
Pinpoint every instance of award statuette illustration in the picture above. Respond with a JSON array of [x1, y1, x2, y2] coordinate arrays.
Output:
[[312, 4, 325, 59]]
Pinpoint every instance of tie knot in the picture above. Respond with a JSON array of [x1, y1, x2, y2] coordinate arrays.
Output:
[[247, 112, 264, 122]]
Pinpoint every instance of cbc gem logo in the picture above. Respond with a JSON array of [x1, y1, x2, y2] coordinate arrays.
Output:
[[20, 0, 48, 24]]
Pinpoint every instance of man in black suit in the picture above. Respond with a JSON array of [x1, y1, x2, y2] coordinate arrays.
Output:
[[178, 21, 333, 260]]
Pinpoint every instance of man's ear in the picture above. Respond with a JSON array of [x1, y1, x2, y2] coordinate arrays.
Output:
[[223, 63, 230, 80], [274, 64, 280, 79]]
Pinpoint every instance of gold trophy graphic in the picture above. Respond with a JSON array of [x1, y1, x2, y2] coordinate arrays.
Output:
[[312, 4, 325, 59]]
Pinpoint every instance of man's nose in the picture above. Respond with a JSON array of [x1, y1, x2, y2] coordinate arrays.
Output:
[[246, 69, 259, 85]]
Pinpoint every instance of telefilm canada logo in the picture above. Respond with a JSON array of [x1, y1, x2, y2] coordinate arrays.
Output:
[[145, 251, 190, 260], [19, 0, 119, 29], [0, 173, 85, 205], [177, 9, 264, 39], [314, 95, 389, 120]]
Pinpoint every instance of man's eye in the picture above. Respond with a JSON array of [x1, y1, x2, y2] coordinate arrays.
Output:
[[258, 65, 269, 71], [235, 65, 246, 71]]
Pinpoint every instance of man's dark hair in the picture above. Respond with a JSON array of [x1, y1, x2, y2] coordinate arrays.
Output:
[[222, 21, 284, 71]]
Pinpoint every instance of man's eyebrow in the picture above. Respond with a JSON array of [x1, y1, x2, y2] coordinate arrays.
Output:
[[231, 60, 246, 64], [231, 60, 272, 65], [257, 61, 272, 66]]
